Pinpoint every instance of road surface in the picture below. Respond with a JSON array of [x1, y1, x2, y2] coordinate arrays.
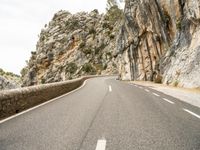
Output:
[[0, 77, 200, 150]]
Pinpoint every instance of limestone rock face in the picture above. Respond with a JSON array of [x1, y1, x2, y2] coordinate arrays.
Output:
[[22, 1, 200, 88], [22, 8, 122, 86], [118, 0, 200, 88], [161, 0, 200, 88], [117, 0, 171, 81]]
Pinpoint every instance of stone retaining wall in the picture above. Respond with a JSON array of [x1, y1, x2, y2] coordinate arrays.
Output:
[[0, 76, 92, 120]]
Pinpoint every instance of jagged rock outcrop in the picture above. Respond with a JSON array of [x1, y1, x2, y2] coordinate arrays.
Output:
[[0, 69, 21, 90], [118, 0, 200, 88], [22, 8, 122, 86]]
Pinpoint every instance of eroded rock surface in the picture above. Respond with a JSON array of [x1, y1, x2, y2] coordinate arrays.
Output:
[[22, 1, 200, 88], [118, 0, 200, 88]]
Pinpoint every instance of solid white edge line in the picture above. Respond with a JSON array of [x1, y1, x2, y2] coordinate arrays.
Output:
[[145, 89, 150, 92], [95, 139, 107, 150], [153, 93, 160, 97], [183, 109, 200, 119], [109, 85, 112, 92], [162, 98, 175, 104], [0, 79, 88, 124]]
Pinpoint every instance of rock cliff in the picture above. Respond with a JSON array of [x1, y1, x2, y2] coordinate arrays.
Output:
[[22, 1, 200, 88], [0, 76, 19, 91], [22, 8, 122, 86], [118, 0, 200, 88], [0, 68, 21, 90]]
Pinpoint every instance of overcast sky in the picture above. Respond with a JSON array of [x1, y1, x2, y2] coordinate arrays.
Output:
[[0, 0, 110, 75]]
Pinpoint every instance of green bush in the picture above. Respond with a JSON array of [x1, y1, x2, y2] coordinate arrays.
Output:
[[102, 22, 110, 29], [112, 62, 117, 68], [66, 63, 78, 74], [109, 34, 115, 39], [41, 78, 46, 84], [66, 19, 79, 30], [154, 75, 162, 84], [82, 63, 96, 74], [20, 68, 28, 77], [0, 68, 4, 76], [105, 5, 123, 25], [40, 35, 45, 41], [79, 42, 85, 49], [95, 43, 107, 55], [106, 52, 112, 57], [82, 48, 92, 55], [176, 19, 182, 30], [89, 28, 96, 34], [103, 64, 108, 70], [68, 76, 73, 80], [106, 52, 113, 60], [95, 47, 100, 55], [31, 51, 36, 55], [173, 80, 179, 87]]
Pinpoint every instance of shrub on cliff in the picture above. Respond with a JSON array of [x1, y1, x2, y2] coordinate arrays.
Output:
[[82, 63, 96, 74], [82, 48, 93, 55], [66, 63, 78, 74], [105, 5, 123, 25]]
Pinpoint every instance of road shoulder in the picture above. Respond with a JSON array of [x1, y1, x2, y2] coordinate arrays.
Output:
[[129, 81, 200, 108]]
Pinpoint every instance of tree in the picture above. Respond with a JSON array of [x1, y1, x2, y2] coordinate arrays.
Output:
[[107, 0, 118, 8], [106, 0, 124, 10], [105, 5, 123, 25]]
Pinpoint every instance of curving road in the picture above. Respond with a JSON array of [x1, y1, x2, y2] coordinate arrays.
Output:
[[0, 77, 200, 150]]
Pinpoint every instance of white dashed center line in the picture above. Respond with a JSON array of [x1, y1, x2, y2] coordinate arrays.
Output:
[[162, 98, 175, 104], [183, 109, 200, 119], [152, 93, 160, 97], [95, 139, 107, 150], [129, 83, 200, 120], [109, 85, 112, 92]]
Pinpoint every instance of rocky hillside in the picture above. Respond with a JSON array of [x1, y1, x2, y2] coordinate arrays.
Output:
[[21, 0, 200, 88], [118, 0, 200, 88], [21, 8, 122, 86], [0, 68, 21, 90]]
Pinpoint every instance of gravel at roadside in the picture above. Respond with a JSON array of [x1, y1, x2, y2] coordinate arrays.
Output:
[[131, 81, 200, 108]]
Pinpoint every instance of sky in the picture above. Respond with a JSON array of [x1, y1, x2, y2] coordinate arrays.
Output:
[[0, 0, 110, 75]]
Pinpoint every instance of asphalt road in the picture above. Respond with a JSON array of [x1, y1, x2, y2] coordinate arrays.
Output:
[[0, 77, 200, 150]]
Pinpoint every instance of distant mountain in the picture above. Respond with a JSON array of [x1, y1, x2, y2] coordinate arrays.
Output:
[[0, 68, 21, 90]]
